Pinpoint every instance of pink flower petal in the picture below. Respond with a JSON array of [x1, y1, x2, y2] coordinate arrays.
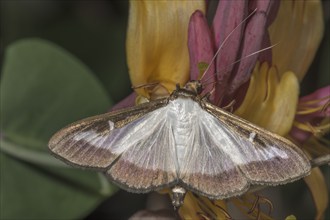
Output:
[[297, 86, 330, 120], [130, 209, 175, 219], [300, 85, 330, 104], [228, 0, 278, 94], [290, 86, 330, 143], [188, 10, 215, 99], [212, 1, 247, 103], [110, 92, 137, 111], [258, 32, 272, 64]]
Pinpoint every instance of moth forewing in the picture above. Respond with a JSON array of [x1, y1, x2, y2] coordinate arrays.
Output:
[[104, 103, 180, 192], [48, 98, 168, 170], [203, 100, 311, 184]]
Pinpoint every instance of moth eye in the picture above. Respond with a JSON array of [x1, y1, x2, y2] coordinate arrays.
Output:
[[197, 84, 203, 94]]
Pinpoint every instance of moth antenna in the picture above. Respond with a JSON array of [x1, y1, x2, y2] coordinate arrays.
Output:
[[202, 43, 278, 86], [199, 40, 278, 108], [200, 80, 218, 99], [201, 41, 278, 106], [202, 79, 218, 87], [202, 87, 216, 100], [200, 8, 258, 82], [222, 43, 278, 72]]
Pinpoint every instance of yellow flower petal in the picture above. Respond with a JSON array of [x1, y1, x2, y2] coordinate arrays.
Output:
[[304, 166, 329, 219], [300, 146, 329, 220], [178, 192, 202, 220], [178, 193, 229, 220], [127, 0, 205, 98], [268, 0, 323, 80], [235, 62, 299, 136]]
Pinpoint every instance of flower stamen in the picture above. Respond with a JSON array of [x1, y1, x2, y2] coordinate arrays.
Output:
[[293, 121, 330, 137], [296, 96, 330, 115], [321, 100, 330, 113], [212, 202, 233, 220], [299, 95, 330, 106]]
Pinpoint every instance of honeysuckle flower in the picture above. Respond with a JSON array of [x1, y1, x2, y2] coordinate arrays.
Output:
[[127, 0, 206, 101], [116, 0, 328, 219], [290, 86, 330, 144]]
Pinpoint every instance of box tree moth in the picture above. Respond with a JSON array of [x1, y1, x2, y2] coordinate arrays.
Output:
[[48, 80, 311, 208]]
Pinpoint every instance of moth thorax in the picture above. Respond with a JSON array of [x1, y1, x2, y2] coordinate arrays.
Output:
[[183, 80, 203, 95], [171, 186, 186, 208]]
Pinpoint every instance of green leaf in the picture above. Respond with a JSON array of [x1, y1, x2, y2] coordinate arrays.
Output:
[[0, 39, 117, 219], [1, 39, 112, 146]]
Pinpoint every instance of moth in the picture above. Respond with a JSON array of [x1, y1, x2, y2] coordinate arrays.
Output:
[[48, 80, 311, 207]]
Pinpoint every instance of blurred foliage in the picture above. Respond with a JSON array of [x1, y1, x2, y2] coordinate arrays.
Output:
[[0, 39, 116, 219], [300, 18, 330, 96], [0, 1, 134, 219], [1, 1, 131, 103]]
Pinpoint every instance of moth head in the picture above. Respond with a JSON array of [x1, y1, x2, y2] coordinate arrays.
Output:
[[183, 80, 203, 95]]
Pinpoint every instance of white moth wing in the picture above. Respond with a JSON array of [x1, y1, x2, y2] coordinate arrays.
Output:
[[178, 99, 311, 199], [49, 115, 121, 169], [106, 106, 178, 192], [48, 99, 169, 170], [49, 93, 311, 198], [178, 100, 249, 199], [204, 102, 311, 184], [49, 98, 179, 192]]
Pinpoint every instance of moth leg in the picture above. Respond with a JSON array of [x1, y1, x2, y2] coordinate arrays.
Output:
[[222, 100, 236, 113], [197, 212, 212, 220], [247, 195, 259, 215], [201, 91, 212, 101], [260, 195, 273, 215], [194, 194, 233, 220], [212, 201, 233, 220], [247, 194, 273, 217]]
